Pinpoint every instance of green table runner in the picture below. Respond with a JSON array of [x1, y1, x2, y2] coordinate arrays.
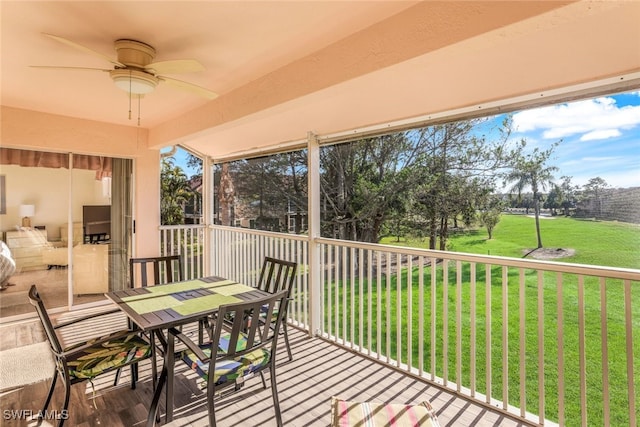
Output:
[[145, 279, 206, 294], [209, 283, 255, 296], [172, 293, 240, 316], [125, 295, 183, 314], [121, 293, 158, 302], [200, 279, 235, 288]]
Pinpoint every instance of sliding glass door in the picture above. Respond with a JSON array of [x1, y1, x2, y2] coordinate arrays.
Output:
[[0, 148, 133, 319], [70, 155, 133, 306]]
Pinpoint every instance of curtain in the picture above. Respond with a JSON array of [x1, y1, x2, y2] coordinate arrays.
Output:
[[108, 158, 132, 291], [2, 148, 111, 180]]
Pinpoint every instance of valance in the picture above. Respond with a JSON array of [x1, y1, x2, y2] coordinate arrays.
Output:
[[0, 148, 111, 179]]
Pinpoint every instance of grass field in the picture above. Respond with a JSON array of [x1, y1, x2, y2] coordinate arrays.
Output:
[[323, 214, 640, 425]]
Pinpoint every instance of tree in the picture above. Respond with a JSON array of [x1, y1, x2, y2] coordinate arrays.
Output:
[[161, 157, 192, 225], [319, 117, 516, 247], [504, 141, 559, 248], [543, 177, 578, 217], [216, 151, 308, 232], [582, 177, 609, 220], [410, 117, 516, 250], [543, 185, 562, 216], [557, 175, 579, 216], [320, 133, 424, 243], [217, 162, 235, 226], [478, 195, 505, 239]]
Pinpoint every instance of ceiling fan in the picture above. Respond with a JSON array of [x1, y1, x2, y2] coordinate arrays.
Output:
[[32, 33, 218, 100]]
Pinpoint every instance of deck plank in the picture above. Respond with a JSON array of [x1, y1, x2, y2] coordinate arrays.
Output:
[[0, 323, 528, 426]]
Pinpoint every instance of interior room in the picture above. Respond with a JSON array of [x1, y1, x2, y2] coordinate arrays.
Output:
[[0, 148, 116, 317]]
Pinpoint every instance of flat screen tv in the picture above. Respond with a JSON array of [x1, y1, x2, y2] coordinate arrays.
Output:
[[82, 205, 111, 242]]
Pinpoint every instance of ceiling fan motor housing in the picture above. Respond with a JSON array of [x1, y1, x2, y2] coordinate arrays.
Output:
[[111, 39, 159, 94], [114, 39, 156, 68]]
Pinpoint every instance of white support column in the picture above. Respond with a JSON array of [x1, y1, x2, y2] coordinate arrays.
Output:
[[307, 132, 322, 336], [203, 156, 214, 277]]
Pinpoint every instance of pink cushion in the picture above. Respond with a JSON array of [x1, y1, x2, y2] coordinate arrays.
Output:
[[331, 397, 441, 427]]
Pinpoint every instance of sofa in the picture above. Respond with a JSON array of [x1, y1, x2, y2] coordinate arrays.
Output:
[[41, 222, 84, 268], [73, 243, 109, 294]]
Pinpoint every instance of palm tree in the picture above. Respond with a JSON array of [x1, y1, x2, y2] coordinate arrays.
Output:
[[504, 142, 559, 249], [161, 157, 192, 225]]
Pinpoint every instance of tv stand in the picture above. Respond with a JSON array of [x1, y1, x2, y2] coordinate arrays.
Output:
[[86, 233, 109, 244]]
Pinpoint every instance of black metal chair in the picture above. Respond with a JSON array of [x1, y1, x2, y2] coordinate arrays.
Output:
[[114, 255, 184, 386], [257, 256, 297, 361], [168, 289, 289, 427], [129, 255, 183, 287], [28, 285, 153, 427]]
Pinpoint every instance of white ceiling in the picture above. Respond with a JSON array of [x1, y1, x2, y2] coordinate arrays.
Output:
[[2, 1, 639, 159]]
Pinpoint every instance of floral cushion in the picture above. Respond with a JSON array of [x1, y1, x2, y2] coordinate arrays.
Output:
[[260, 304, 280, 321], [66, 333, 151, 380], [179, 331, 270, 386], [330, 397, 442, 427]]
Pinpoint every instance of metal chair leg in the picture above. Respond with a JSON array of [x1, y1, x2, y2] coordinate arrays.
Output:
[[113, 368, 122, 386], [260, 372, 267, 389], [37, 367, 58, 427], [130, 363, 137, 389], [270, 364, 283, 427], [59, 377, 71, 427], [282, 321, 293, 361], [208, 387, 217, 427]]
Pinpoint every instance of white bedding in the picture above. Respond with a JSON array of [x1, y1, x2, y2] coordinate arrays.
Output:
[[0, 241, 16, 288]]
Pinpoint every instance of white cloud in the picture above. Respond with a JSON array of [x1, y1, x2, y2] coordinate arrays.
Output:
[[513, 97, 640, 141], [580, 129, 621, 141]]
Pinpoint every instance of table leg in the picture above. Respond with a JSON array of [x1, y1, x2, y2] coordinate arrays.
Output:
[[146, 362, 167, 427], [165, 329, 175, 423], [150, 331, 158, 390], [146, 330, 166, 426]]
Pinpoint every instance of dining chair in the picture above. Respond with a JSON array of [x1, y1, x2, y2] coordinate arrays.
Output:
[[28, 285, 153, 427], [129, 254, 183, 288], [114, 254, 184, 386], [257, 256, 297, 361], [168, 289, 289, 427]]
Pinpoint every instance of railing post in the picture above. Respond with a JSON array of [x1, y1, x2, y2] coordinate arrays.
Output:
[[307, 131, 322, 336]]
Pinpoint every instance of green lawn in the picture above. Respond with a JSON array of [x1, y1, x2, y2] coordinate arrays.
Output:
[[323, 215, 640, 426]]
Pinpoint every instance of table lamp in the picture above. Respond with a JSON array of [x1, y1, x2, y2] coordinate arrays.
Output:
[[19, 204, 35, 228]]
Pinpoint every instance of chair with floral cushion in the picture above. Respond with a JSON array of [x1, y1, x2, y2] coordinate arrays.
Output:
[[215, 257, 297, 360], [113, 254, 185, 385], [168, 289, 290, 427], [28, 285, 153, 427]]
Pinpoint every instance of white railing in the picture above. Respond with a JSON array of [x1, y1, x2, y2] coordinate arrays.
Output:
[[318, 237, 639, 427], [162, 225, 639, 426], [209, 225, 310, 330], [159, 224, 207, 280]]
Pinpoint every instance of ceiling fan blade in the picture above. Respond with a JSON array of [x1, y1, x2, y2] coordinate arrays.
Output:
[[145, 59, 204, 75], [158, 76, 218, 100], [42, 33, 124, 67], [30, 65, 110, 72]]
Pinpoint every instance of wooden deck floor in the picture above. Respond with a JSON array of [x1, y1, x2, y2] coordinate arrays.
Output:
[[1, 319, 529, 427]]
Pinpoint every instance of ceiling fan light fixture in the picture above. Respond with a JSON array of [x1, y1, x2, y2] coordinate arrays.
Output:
[[110, 69, 158, 94]]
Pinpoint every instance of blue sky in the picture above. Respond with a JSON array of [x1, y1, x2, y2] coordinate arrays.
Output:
[[510, 91, 640, 189], [172, 91, 640, 190]]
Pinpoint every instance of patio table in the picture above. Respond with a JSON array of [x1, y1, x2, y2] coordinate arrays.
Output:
[[106, 276, 270, 426]]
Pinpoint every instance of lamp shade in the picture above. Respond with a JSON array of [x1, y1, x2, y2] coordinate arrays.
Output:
[[19, 204, 35, 217]]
